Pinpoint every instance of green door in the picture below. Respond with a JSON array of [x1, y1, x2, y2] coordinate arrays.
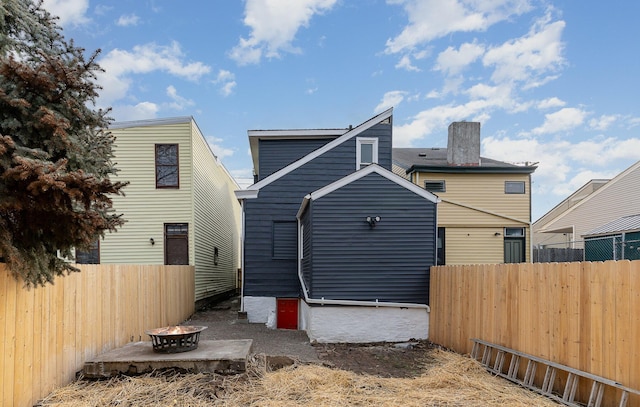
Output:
[[504, 238, 524, 263]]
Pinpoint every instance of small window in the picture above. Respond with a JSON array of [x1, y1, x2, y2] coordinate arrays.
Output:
[[155, 144, 179, 188], [425, 180, 446, 192], [505, 181, 525, 194], [356, 137, 378, 170], [273, 221, 297, 259], [505, 227, 525, 237], [214, 247, 219, 265], [76, 240, 100, 264]]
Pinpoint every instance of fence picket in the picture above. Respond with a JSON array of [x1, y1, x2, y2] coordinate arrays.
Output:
[[0, 264, 194, 407], [430, 260, 640, 407]]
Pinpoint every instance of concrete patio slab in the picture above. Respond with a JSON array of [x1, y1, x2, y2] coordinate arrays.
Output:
[[82, 339, 253, 378]]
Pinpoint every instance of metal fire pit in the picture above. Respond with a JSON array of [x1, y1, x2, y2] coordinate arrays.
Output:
[[145, 326, 208, 353]]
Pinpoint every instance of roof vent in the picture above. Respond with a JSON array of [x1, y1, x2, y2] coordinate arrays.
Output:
[[418, 152, 427, 157]]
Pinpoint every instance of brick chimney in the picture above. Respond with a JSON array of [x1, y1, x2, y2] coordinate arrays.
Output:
[[447, 122, 481, 166]]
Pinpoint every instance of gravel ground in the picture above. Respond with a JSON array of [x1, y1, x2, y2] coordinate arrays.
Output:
[[183, 295, 321, 363]]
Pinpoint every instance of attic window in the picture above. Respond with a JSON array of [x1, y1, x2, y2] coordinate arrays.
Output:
[[356, 137, 378, 170], [425, 180, 446, 192]]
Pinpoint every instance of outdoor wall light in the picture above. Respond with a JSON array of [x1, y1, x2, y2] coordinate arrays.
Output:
[[494, 232, 501, 236], [149, 238, 155, 245], [366, 216, 381, 228]]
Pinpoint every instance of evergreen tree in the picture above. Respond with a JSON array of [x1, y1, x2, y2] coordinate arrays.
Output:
[[0, 0, 127, 286]]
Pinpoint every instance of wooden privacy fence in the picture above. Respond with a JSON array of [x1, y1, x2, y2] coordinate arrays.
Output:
[[430, 260, 640, 407], [0, 263, 195, 407]]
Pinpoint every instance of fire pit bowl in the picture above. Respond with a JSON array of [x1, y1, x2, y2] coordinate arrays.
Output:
[[145, 326, 208, 353]]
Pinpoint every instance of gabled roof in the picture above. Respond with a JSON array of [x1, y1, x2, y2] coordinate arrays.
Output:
[[533, 179, 609, 226], [538, 160, 640, 233], [237, 108, 394, 200], [583, 214, 640, 237], [393, 147, 537, 174], [296, 164, 440, 218]]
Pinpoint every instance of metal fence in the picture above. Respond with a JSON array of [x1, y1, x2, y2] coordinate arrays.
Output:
[[585, 236, 640, 261], [534, 237, 640, 262]]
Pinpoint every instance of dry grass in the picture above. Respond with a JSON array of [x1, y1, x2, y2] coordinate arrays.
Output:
[[37, 349, 559, 406]]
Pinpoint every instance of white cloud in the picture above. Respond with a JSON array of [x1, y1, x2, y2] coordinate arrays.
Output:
[[435, 42, 485, 76], [213, 70, 236, 97], [395, 55, 421, 72], [206, 136, 235, 160], [230, 0, 337, 65], [94, 5, 112, 16], [483, 14, 566, 88], [166, 86, 195, 110], [96, 42, 211, 107], [116, 14, 140, 27], [385, 0, 532, 54], [589, 114, 618, 131], [537, 97, 565, 110], [531, 107, 587, 135], [375, 91, 408, 113], [111, 102, 159, 122], [394, 101, 493, 146], [41, 0, 89, 26]]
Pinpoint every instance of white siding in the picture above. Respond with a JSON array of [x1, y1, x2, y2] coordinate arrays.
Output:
[[102, 122, 193, 264], [537, 161, 640, 248], [191, 124, 242, 301], [100, 118, 241, 302]]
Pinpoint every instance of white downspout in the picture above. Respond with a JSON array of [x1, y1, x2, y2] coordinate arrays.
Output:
[[296, 213, 429, 311]]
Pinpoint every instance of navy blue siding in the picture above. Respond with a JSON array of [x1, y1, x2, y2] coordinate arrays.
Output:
[[308, 172, 436, 304], [258, 138, 334, 180], [244, 123, 392, 298]]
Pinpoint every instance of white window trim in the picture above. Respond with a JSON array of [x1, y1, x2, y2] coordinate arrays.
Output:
[[356, 137, 378, 170]]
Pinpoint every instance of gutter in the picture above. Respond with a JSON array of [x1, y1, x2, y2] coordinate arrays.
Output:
[[296, 218, 430, 311]]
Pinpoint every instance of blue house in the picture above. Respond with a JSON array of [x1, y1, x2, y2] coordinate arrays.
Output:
[[236, 108, 439, 343]]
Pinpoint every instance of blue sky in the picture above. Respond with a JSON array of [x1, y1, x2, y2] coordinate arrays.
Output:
[[41, 0, 640, 221]]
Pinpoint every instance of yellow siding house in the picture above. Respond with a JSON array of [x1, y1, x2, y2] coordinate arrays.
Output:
[[92, 117, 241, 303], [394, 122, 537, 265]]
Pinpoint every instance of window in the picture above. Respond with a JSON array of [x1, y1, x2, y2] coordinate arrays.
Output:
[[155, 144, 179, 188], [165, 223, 188, 265], [76, 240, 100, 264], [214, 247, 219, 266], [505, 181, 525, 194], [504, 227, 525, 237], [425, 180, 446, 192], [356, 137, 378, 169], [273, 221, 297, 259]]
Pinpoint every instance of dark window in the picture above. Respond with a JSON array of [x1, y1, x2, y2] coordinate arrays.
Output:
[[214, 247, 219, 265], [425, 180, 446, 192], [165, 223, 188, 265], [437, 227, 445, 265], [273, 221, 297, 259], [505, 181, 525, 194], [505, 227, 525, 237], [76, 240, 100, 264], [155, 144, 179, 188]]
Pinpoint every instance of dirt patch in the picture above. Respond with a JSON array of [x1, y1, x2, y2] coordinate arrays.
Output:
[[38, 348, 560, 406], [314, 340, 437, 378]]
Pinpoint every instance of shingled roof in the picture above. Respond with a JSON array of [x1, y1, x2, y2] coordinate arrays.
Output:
[[393, 147, 537, 174]]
